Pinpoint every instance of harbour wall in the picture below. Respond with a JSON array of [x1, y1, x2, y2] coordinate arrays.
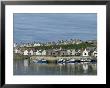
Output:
[[30, 56, 96, 60]]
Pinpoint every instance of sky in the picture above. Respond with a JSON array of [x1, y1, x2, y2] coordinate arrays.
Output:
[[13, 13, 97, 43]]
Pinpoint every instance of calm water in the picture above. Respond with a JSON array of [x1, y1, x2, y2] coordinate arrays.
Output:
[[14, 59, 97, 75]]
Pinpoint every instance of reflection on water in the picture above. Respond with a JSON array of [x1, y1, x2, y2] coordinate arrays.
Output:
[[13, 59, 97, 75]]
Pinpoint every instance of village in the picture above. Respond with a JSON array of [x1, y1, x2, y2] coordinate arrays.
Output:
[[14, 39, 97, 63]]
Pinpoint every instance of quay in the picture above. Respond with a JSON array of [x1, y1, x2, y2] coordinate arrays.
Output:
[[30, 56, 94, 60], [30, 56, 96, 63], [13, 54, 97, 63]]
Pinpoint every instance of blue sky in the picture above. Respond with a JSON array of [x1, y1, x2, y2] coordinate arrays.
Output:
[[14, 13, 97, 43]]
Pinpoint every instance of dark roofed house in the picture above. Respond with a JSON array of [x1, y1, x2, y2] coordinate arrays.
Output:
[[46, 49, 59, 56], [75, 49, 81, 56], [60, 50, 68, 56], [86, 47, 96, 52]]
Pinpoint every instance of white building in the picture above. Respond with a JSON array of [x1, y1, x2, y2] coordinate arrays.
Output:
[[67, 50, 71, 55], [29, 50, 34, 55], [82, 49, 89, 56], [71, 49, 76, 56], [42, 50, 46, 55], [72, 41, 76, 44], [92, 50, 97, 57], [17, 50, 23, 55], [14, 43, 17, 48], [75, 39, 82, 44], [23, 50, 29, 55], [14, 48, 18, 53], [33, 43, 41, 47], [35, 50, 42, 55]]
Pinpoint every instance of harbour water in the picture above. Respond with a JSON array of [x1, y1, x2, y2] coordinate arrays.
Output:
[[13, 59, 97, 75]]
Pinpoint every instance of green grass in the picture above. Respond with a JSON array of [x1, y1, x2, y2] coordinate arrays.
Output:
[[22, 42, 96, 50]]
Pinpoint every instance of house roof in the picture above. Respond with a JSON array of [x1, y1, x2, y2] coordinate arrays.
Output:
[[86, 47, 96, 52]]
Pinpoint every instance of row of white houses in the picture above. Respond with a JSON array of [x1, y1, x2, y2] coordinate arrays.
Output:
[[14, 49, 46, 56], [14, 48, 97, 57]]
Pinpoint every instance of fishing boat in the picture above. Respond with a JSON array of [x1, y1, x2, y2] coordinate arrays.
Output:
[[69, 59, 75, 63], [65, 59, 70, 63], [32, 59, 47, 64], [41, 59, 47, 63], [32, 59, 39, 63], [57, 58, 64, 63]]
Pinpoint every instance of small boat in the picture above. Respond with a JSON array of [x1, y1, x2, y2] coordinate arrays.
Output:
[[63, 59, 66, 63], [69, 59, 75, 63], [32, 59, 39, 63], [65, 59, 70, 63], [32, 59, 47, 64], [57, 58, 63, 63], [87, 59, 91, 62], [80, 59, 84, 62], [41, 59, 47, 63]]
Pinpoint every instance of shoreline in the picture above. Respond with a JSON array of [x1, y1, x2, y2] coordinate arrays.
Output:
[[14, 54, 97, 63]]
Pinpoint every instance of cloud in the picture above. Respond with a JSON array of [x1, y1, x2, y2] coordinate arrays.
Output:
[[14, 13, 97, 43]]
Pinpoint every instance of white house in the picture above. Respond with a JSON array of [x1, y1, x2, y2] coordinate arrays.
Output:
[[75, 39, 82, 44], [14, 48, 18, 53], [66, 49, 76, 56], [17, 50, 23, 55], [35, 50, 42, 55], [42, 50, 46, 55], [25, 43, 32, 47], [33, 43, 41, 47], [72, 41, 76, 44], [82, 49, 89, 56], [71, 49, 76, 56], [92, 50, 97, 57], [29, 50, 34, 55], [67, 50, 71, 55], [23, 50, 29, 55], [14, 43, 17, 48]]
